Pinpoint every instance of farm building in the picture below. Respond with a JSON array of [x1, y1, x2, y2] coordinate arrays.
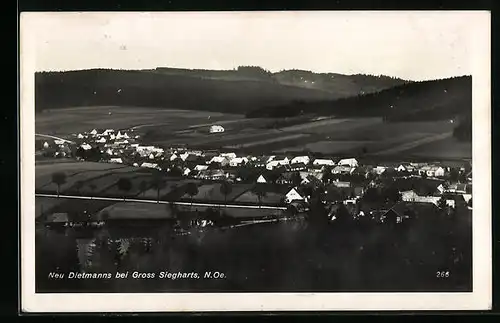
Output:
[[285, 188, 306, 204], [338, 158, 358, 167], [418, 166, 446, 178], [229, 157, 248, 167], [208, 156, 230, 166], [332, 165, 355, 175], [291, 156, 311, 165], [194, 164, 209, 171], [209, 125, 225, 133], [313, 159, 335, 166]]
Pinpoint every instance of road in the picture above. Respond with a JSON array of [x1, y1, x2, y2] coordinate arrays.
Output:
[[372, 132, 452, 156], [35, 134, 76, 144], [35, 193, 288, 210]]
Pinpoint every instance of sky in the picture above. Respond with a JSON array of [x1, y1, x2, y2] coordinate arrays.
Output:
[[24, 11, 488, 81]]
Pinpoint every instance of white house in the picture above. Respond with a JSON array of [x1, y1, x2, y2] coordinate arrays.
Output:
[[338, 158, 358, 167], [285, 188, 305, 204], [80, 143, 92, 150], [209, 125, 225, 133], [229, 157, 248, 167], [332, 165, 354, 175], [396, 164, 407, 172], [220, 152, 237, 159], [77, 133, 84, 139], [374, 166, 387, 175], [101, 129, 114, 136], [419, 166, 446, 178], [194, 164, 209, 171], [96, 137, 106, 143], [109, 134, 116, 140], [105, 148, 114, 156], [54, 139, 65, 145], [256, 175, 267, 183], [43, 141, 50, 149], [209, 156, 229, 166], [110, 157, 123, 164], [291, 156, 310, 165], [141, 162, 159, 169], [266, 161, 280, 170], [313, 159, 335, 166], [90, 129, 98, 136], [123, 132, 130, 139], [116, 131, 124, 140], [183, 168, 192, 176]]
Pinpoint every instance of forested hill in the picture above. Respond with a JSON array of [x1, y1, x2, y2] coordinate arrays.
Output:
[[35, 67, 407, 113], [246, 75, 472, 122]]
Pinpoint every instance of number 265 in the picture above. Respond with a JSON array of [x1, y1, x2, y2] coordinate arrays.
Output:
[[436, 271, 450, 278]]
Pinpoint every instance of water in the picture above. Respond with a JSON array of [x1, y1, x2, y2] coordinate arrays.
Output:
[[35, 216, 472, 293]]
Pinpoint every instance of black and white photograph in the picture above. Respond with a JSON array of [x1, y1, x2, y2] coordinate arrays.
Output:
[[20, 11, 491, 312]]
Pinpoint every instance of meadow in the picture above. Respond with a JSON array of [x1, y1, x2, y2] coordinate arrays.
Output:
[[35, 106, 243, 136]]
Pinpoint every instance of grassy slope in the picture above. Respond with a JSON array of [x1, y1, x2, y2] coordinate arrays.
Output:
[[35, 68, 407, 113]]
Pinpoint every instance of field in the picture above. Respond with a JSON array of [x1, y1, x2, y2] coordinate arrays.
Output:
[[35, 106, 244, 136], [235, 191, 284, 205], [404, 137, 472, 159], [98, 202, 174, 220]]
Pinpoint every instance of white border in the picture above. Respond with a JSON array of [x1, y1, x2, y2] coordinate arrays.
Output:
[[20, 11, 492, 312]]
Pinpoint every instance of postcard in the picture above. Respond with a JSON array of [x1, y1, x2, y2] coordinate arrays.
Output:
[[20, 11, 491, 312]]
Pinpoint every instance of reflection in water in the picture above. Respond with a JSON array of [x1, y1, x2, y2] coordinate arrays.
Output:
[[36, 215, 471, 293]]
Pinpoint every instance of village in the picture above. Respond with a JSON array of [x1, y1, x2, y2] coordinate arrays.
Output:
[[35, 125, 473, 225]]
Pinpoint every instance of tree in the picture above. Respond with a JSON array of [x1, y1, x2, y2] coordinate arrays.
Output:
[[449, 168, 460, 182], [252, 183, 267, 208], [185, 182, 199, 212], [437, 196, 448, 210], [74, 180, 84, 195], [117, 178, 133, 201], [151, 173, 166, 203], [382, 187, 402, 203], [51, 172, 66, 197], [322, 167, 333, 184], [220, 181, 233, 209], [291, 171, 302, 187]]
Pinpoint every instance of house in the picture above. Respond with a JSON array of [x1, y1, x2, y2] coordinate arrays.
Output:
[[80, 143, 92, 150], [401, 190, 441, 205], [209, 125, 225, 133], [419, 166, 446, 178], [110, 157, 123, 164], [373, 166, 387, 175], [285, 188, 306, 204], [257, 175, 267, 183], [332, 165, 354, 175], [96, 137, 106, 143], [338, 158, 358, 167], [220, 152, 237, 159], [105, 148, 114, 156], [396, 164, 407, 172], [446, 183, 468, 194], [183, 168, 192, 176], [90, 129, 98, 136], [266, 161, 281, 170], [313, 158, 335, 166], [209, 156, 229, 167], [77, 133, 84, 139], [276, 172, 294, 185], [309, 164, 326, 173], [332, 181, 351, 188], [54, 139, 65, 145], [141, 162, 159, 169], [290, 163, 307, 172], [301, 175, 323, 187], [194, 164, 209, 171], [229, 157, 249, 167], [43, 141, 50, 149], [101, 129, 114, 136], [291, 156, 311, 165]]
